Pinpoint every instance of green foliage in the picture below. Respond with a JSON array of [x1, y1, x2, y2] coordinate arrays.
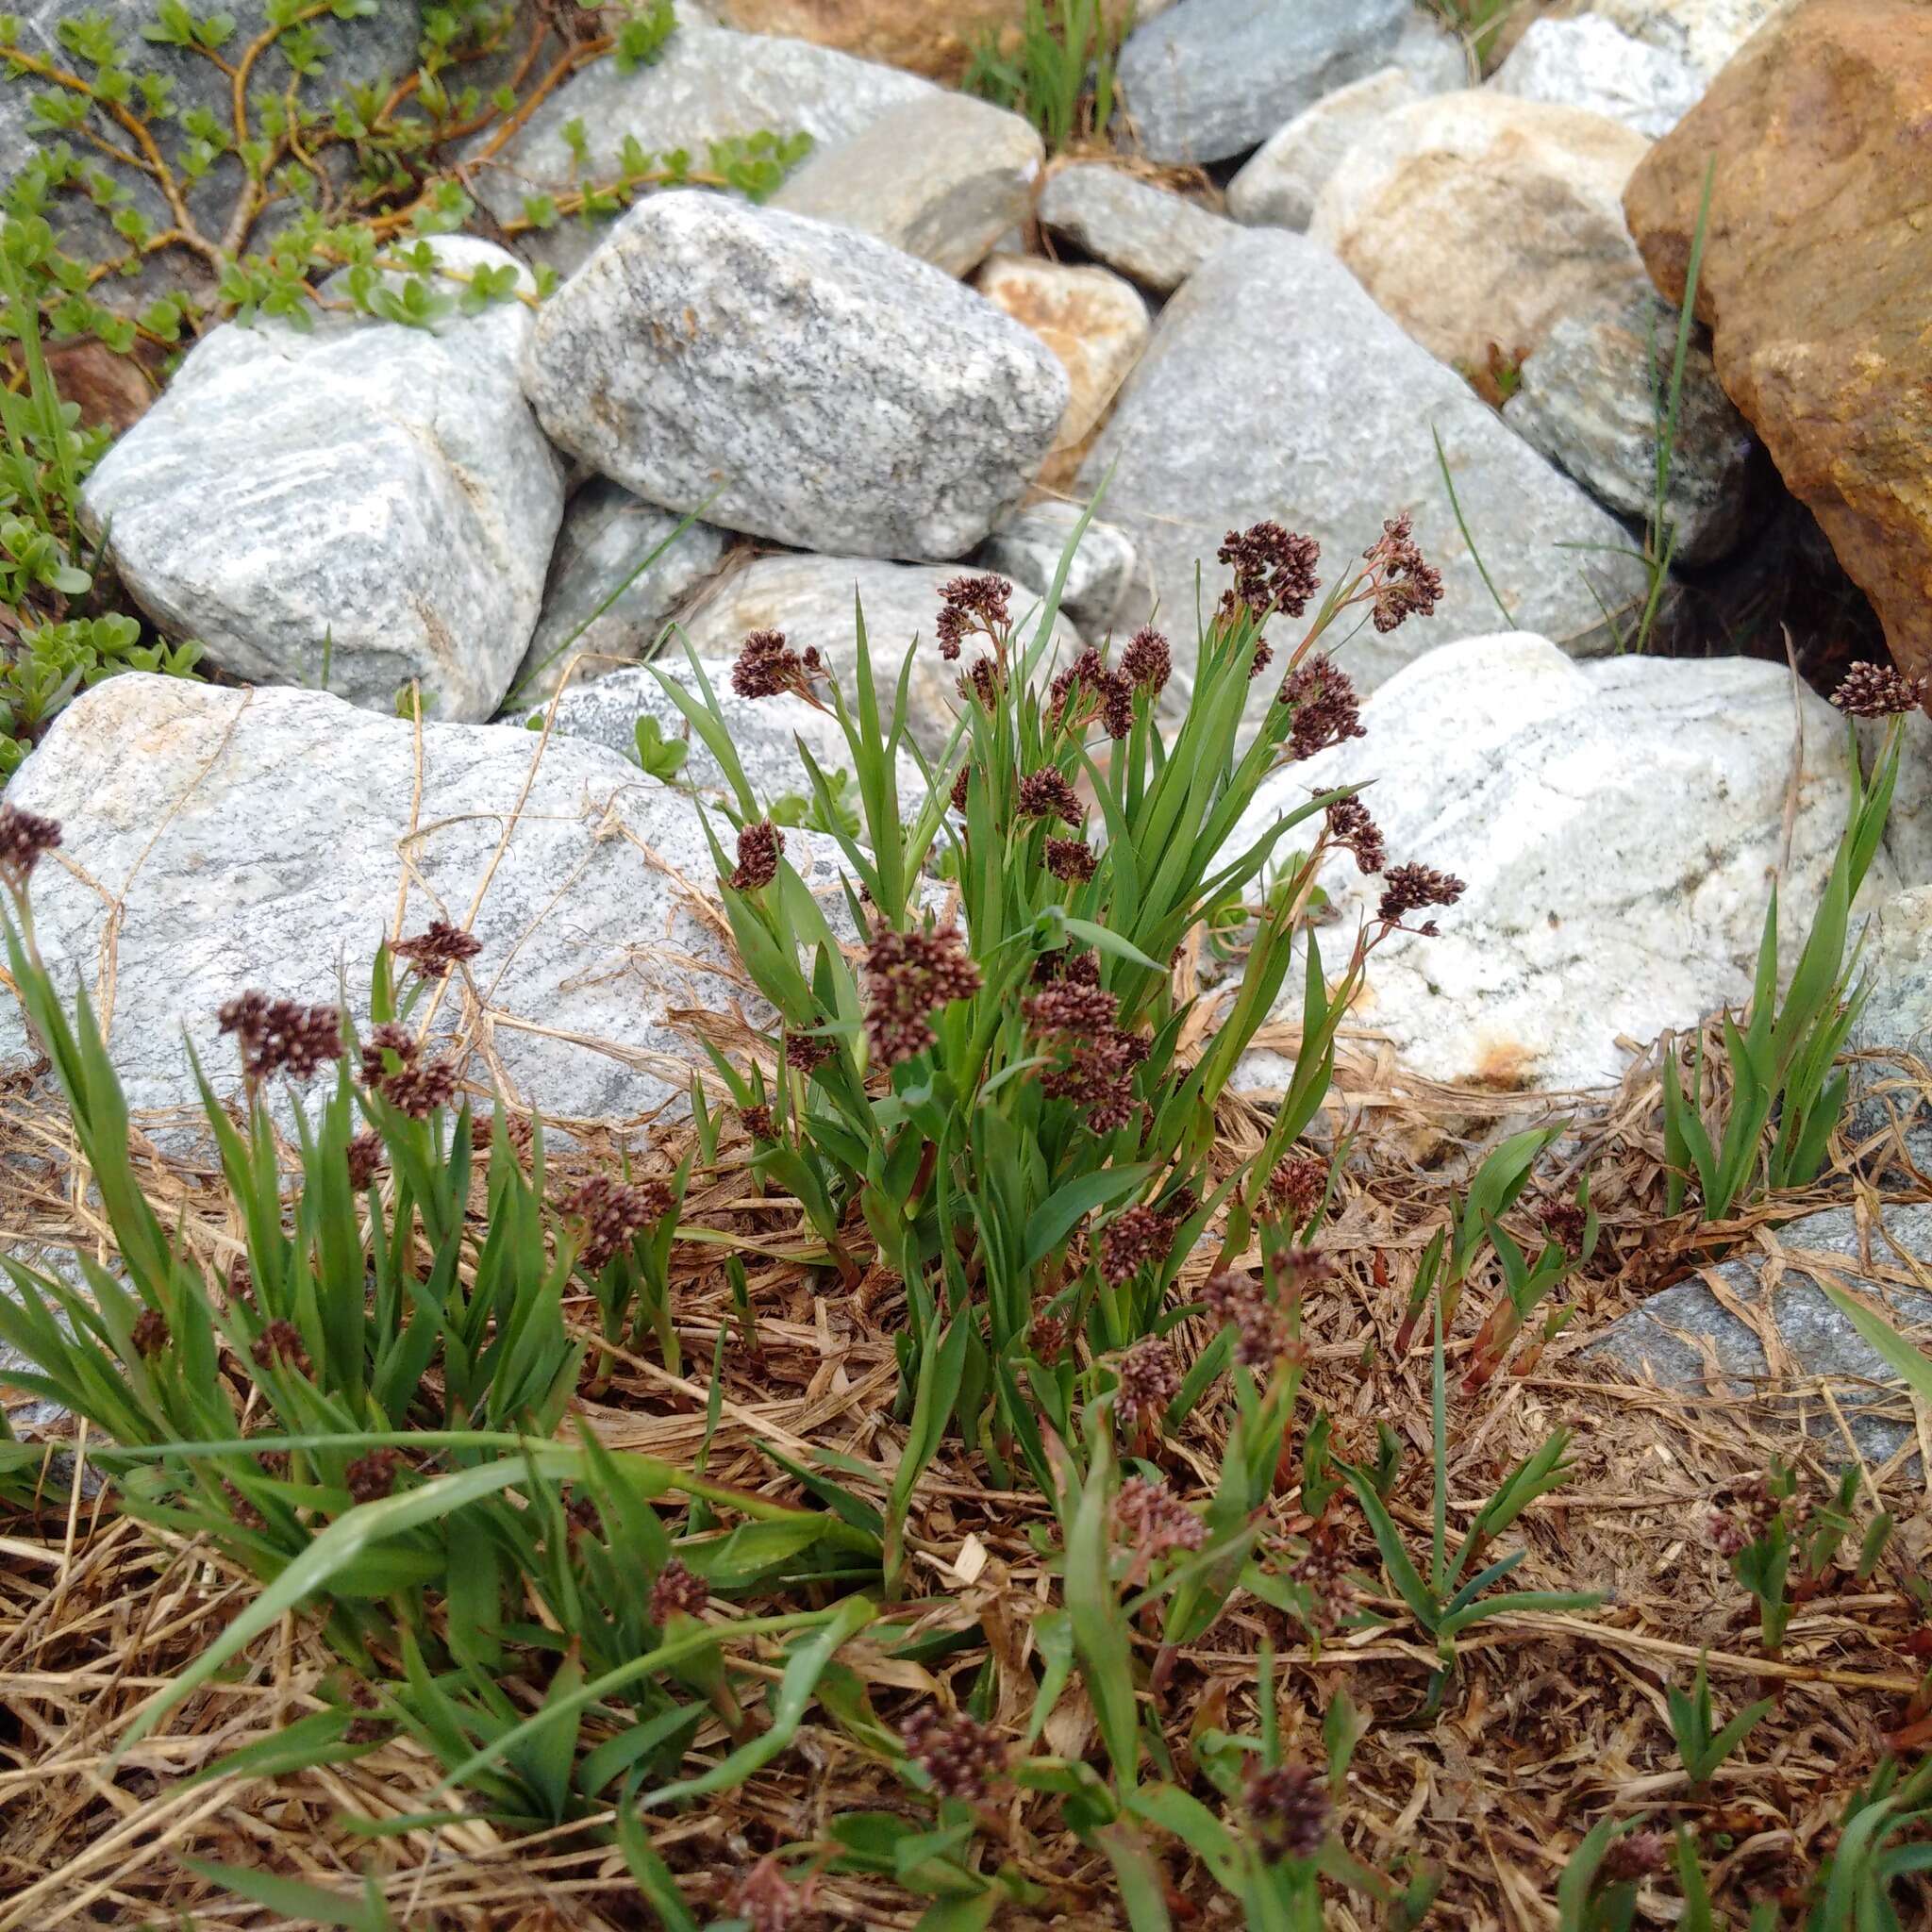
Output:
[[1667, 1654, 1773, 1787], [963, 0, 1128, 153]]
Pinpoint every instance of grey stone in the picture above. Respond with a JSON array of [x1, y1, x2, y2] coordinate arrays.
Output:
[[1878, 710, 1932, 891], [976, 502, 1141, 635], [82, 238, 564, 723], [1591, 0, 1801, 84], [1078, 230, 1652, 692], [521, 193, 1068, 561], [1504, 286, 1760, 567], [674, 553, 1086, 756], [772, 92, 1041, 276], [0, 674, 858, 1126], [1224, 634, 1897, 1091], [1847, 887, 1932, 1179], [1491, 15, 1705, 139], [1226, 67, 1419, 233], [1587, 1205, 1932, 1466], [1391, 10, 1474, 92], [507, 482, 731, 706], [1116, 0, 1410, 165], [1037, 163, 1232, 294], [466, 7, 933, 275]]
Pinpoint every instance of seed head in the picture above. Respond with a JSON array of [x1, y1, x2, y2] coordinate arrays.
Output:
[[1324, 793, 1385, 874], [1278, 657, 1365, 761], [1202, 1268, 1284, 1369], [130, 1307, 169, 1358], [0, 803, 61, 891], [1024, 980, 1119, 1039], [1832, 661, 1922, 719], [1219, 522, 1321, 623], [1115, 1475, 1207, 1559], [650, 1556, 708, 1623], [389, 919, 482, 977], [899, 1704, 1008, 1803], [729, 819, 784, 892], [741, 1100, 775, 1141], [949, 763, 972, 814], [1244, 1761, 1330, 1862], [1016, 767, 1085, 824], [733, 628, 822, 700], [1119, 626, 1172, 696], [1541, 1196, 1588, 1252], [935, 575, 1012, 659], [358, 1022, 417, 1087], [784, 1027, 835, 1072], [1029, 1307, 1069, 1361], [250, 1318, 311, 1377], [1376, 862, 1465, 932], [1364, 515, 1442, 633], [734, 1857, 811, 1932], [567, 1172, 675, 1273], [1267, 1154, 1329, 1221], [379, 1056, 459, 1119], [1044, 836, 1098, 883], [863, 924, 981, 1066], [1046, 647, 1133, 740], [218, 992, 345, 1084], [1289, 1529, 1355, 1636], [1098, 1204, 1171, 1285], [1114, 1335, 1181, 1426], [344, 1446, 399, 1504], [1601, 1830, 1668, 1883], [345, 1129, 386, 1191]]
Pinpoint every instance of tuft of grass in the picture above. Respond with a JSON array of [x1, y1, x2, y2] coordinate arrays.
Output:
[[963, 0, 1130, 153]]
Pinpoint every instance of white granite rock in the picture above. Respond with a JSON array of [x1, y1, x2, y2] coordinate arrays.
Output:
[[1116, 0, 1410, 164], [1504, 285, 1760, 567], [508, 483, 731, 706], [1226, 67, 1419, 232], [521, 194, 1068, 561], [466, 7, 934, 274], [1037, 163, 1233, 294], [1491, 14, 1704, 139], [1591, 0, 1801, 83], [1310, 92, 1651, 370], [1847, 886, 1932, 1177], [1227, 635, 1898, 1091], [674, 554, 1086, 755], [1077, 230, 1650, 691], [772, 92, 1041, 275], [0, 675, 854, 1124], [976, 502, 1141, 635], [1391, 9, 1474, 92], [1877, 710, 1932, 890], [81, 239, 563, 724]]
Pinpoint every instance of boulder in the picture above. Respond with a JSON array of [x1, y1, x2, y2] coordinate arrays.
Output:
[[1881, 712, 1932, 888], [772, 92, 1041, 276], [465, 8, 934, 275], [975, 502, 1141, 635], [0, 675, 851, 1125], [1226, 634, 1896, 1091], [1116, 0, 1409, 165], [1310, 92, 1651, 371], [674, 554, 1086, 755], [1226, 67, 1420, 233], [1391, 10, 1474, 92], [81, 239, 564, 724], [1491, 14, 1705, 138], [1503, 285, 1760, 567], [1624, 0, 1932, 697], [974, 255, 1151, 452], [1847, 887, 1932, 1178], [507, 483, 731, 707], [1586, 1205, 1932, 1466], [1037, 164, 1232, 294], [521, 194, 1067, 561], [1077, 231, 1650, 692], [1592, 0, 1801, 81]]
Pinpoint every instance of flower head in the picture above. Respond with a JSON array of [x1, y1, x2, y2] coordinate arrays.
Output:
[[380, 1056, 459, 1119], [345, 1446, 399, 1503], [1376, 862, 1465, 933], [567, 1172, 675, 1273], [1017, 767, 1085, 825], [1202, 1268, 1284, 1369], [1324, 793, 1385, 874], [650, 1557, 708, 1623], [734, 1857, 812, 1932], [935, 575, 1012, 659], [1278, 657, 1365, 761], [1832, 661, 1923, 719], [783, 1027, 835, 1072], [1601, 1831, 1669, 1883], [1115, 1475, 1207, 1559], [1098, 1204, 1171, 1285], [1044, 835, 1098, 883], [0, 804, 61, 891], [1363, 514, 1442, 633], [1046, 647, 1133, 740], [345, 1129, 386, 1191], [250, 1318, 311, 1377], [389, 919, 482, 977], [1267, 1154, 1329, 1221], [1119, 626, 1172, 697], [733, 628, 823, 701], [729, 818, 783, 892], [1244, 1762, 1330, 1863], [899, 1704, 1008, 1803], [863, 925, 981, 1066], [1114, 1335, 1181, 1427], [219, 992, 345, 1084], [1024, 979, 1119, 1039], [1219, 522, 1321, 624], [130, 1307, 169, 1358]]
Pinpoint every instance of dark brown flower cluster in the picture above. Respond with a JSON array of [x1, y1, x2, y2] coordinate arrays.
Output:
[[344, 1446, 399, 1504], [1363, 514, 1442, 634], [934, 574, 1012, 660], [1708, 1474, 1785, 1558], [650, 1556, 708, 1623], [1017, 767, 1085, 825], [1832, 661, 1923, 719], [730, 818, 783, 891], [390, 919, 482, 977], [1114, 1335, 1181, 1427], [130, 1307, 169, 1358], [1324, 793, 1385, 874], [1375, 862, 1465, 934], [357, 1022, 459, 1116], [741, 1100, 776, 1141], [1289, 1527, 1355, 1637], [1099, 1203, 1173, 1286], [1541, 1196, 1588, 1253], [219, 991, 345, 1084], [1029, 1307, 1069, 1361], [250, 1318, 311, 1377], [1203, 1268, 1284, 1369], [899, 1704, 1008, 1803], [358, 1022, 414, 1087], [566, 1172, 675, 1273], [734, 1857, 811, 1932], [957, 653, 1008, 711], [1118, 626, 1172, 697], [732, 628, 824, 701], [1278, 657, 1365, 761], [1046, 646, 1133, 740], [1219, 522, 1321, 625], [0, 803, 61, 891], [1027, 965, 1149, 1132], [1267, 1153, 1329, 1221], [345, 1128, 386, 1191], [1044, 835, 1097, 883], [1244, 1761, 1330, 1863], [783, 1026, 835, 1072], [1600, 1830, 1669, 1883], [1115, 1475, 1207, 1559], [1024, 979, 1119, 1038], [470, 1109, 534, 1157], [863, 925, 981, 1066]]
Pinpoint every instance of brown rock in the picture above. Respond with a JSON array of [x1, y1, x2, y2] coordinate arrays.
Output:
[[45, 341, 154, 435], [1624, 0, 1932, 695]]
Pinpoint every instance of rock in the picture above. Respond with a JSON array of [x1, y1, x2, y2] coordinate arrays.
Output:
[[1592, 0, 1801, 81], [507, 483, 731, 706], [1624, 0, 1932, 697], [81, 239, 563, 724], [675, 553, 1086, 755], [521, 193, 1067, 562], [1310, 92, 1651, 370], [1226, 634, 1897, 1091], [0, 675, 856, 1125], [1586, 1204, 1932, 1465], [1391, 10, 1474, 92], [974, 256, 1151, 451], [772, 92, 1041, 276], [976, 502, 1141, 635], [1226, 67, 1419, 233], [1078, 230, 1651, 691], [45, 341, 153, 435], [543, 658, 925, 804], [1116, 0, 1409, 165], [1491, 14, 1705, 138], [1880, 712, 1932, 888], [708, 0, 1157, 80], [1847, 887, 1932, 1177], [1037, 164, 1232, 294], [467, 8, 935, 275], [1503, 285, 1760, 567]]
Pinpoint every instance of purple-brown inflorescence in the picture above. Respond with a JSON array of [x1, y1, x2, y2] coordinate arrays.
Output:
[[1046, 646, 1133, 741], [130, 1307, 169, 1358], [935, 575, 1012, 660], [1601, 1831, 1669, 1883], [358, 1022, 416, 1088], [219, 992, 345, 1085], [345, 1129, 386, 1191], [1324, 793, 1385, 875], [729, 819, 784, 892], [0, 803, 61, 891], [1044, 835, 1098, 884], [1202, 1268, 1284, 1370], [1832, 661, 1923, 719], [1363, 513, 1443, 634], [783, 1027, 835, 1072], [250, 1319, 311, 1377], [1114, 1335, 1181, 1428], [1219, 522, 1321, 625], [566, 1172, 675, 1273], [1118, 625, 1172, 698], [344, 1446, 399, 1504], [899, 1704, 1008, 1804], [1244, 1761, 1331, 1863], [1115, 1475, 1207, 1560], [1024, 979, 1119, 1041], [1278, 657, 1366, 761], [380, 1056, 460, 1119], [1289, 1527, 1355, 1636], [1098, 1204, 1171, 1285], [650, 1557, 708, 1623], [734, 1857, 812, 1932], [1016, 767, 1085, 825], [863, 924, 981, 1067], [389, 919, 482, 977], [732, 628, 823, 701], [1375, 861, 1465, 935], [1267, 1153, 1330, 1222]]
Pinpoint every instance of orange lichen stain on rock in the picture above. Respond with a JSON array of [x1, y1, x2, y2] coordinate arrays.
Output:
[[1469, 1038, 1541, 1093]]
